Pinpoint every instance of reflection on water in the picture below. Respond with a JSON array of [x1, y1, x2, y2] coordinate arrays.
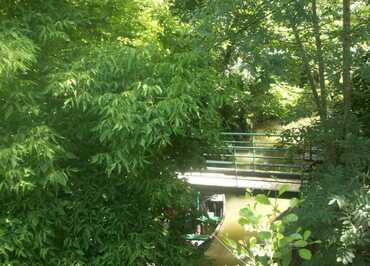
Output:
[[204, 193, 290, 266]]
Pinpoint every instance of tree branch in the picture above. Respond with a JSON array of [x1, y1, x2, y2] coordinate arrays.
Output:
[[312, 0, 327, 120]]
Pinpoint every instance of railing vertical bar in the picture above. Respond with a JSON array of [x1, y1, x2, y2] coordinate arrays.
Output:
[[201, 132, 311, 185], [233, 145, 239, 187], [252, 135, 256, 171]]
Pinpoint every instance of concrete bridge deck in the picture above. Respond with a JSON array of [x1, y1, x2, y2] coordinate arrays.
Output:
[[178, 172, 302, 192]]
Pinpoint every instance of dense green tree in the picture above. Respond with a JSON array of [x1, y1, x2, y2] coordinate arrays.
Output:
[[0, 1, 223, 265], [170, 0, 369, 126]]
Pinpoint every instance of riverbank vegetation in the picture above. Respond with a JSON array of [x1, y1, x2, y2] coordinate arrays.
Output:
[[1, 0, 369, 265]]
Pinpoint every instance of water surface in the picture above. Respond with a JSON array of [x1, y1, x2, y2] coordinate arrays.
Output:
[[204, 193, 290, 266]]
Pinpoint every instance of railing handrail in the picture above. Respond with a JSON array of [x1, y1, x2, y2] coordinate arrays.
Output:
[[221, 146, 289, 151], [221, 132, 281, 137], [203, 132, 316, 178]]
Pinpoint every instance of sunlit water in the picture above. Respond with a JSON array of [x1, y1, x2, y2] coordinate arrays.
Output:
[[203, 193, 290, 266]]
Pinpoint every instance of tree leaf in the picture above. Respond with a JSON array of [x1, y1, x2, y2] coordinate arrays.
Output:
[[289, 198, 300, 208], [282, 213, 298, 223], [298, 248, 312, 260], [249, 236, 257, 247], [288, 233, 302, 241], [255, 194, 271, 205], [257, 231, 272, 240], [303, 230, 311, 240], [294, 240, 307, 247], [239, 207, 254, 219], [278, 184, 289, 196]]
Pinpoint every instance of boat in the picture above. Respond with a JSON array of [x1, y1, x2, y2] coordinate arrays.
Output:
[[186, 193, 226, 250]]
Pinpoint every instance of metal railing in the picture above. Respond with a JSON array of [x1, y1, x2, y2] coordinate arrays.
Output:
[[204, 132, 314, 178]]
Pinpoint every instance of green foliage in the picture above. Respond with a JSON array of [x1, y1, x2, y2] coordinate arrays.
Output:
[[352, 52, 370, 136], [293, 165, 369, 266], [49, 43, 221, 175], [1, 0, 369, 265], [330, 190, 370, 265], [171, 0, 369, 126], [0, 1, 222, 265], [226, 189, 317, 266], [283, 114, 370, 265]]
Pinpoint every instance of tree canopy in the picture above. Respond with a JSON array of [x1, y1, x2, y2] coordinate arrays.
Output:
[[1, 0, 369, 265]]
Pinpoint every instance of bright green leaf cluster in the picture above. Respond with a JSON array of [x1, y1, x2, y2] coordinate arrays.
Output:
[[228, 188, 318, 266]]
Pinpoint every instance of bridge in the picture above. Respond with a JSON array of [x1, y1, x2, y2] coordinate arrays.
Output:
[[179, 132, 315, 193]]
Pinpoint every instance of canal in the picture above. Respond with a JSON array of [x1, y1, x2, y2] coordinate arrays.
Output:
[[202, 191, 290, 265]]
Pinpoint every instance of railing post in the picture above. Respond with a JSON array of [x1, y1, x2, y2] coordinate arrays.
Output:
[[233, 145, 237, 178], [233, 144, 239, 188], [252, 134, 256, 171]]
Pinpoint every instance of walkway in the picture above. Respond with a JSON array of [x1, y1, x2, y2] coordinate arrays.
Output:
[[178, 172, 301, 192]]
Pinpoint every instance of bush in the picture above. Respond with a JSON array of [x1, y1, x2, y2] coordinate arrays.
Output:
[[226, 186, 318, 266]]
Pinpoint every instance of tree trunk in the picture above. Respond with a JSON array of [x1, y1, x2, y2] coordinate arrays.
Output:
[[311, 0, 327, 120], [343, 0, 352, 127], [290, 20, 324, 119]]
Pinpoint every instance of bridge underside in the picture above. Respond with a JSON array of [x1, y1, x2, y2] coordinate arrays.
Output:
[[178, 172, 301, 193]]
